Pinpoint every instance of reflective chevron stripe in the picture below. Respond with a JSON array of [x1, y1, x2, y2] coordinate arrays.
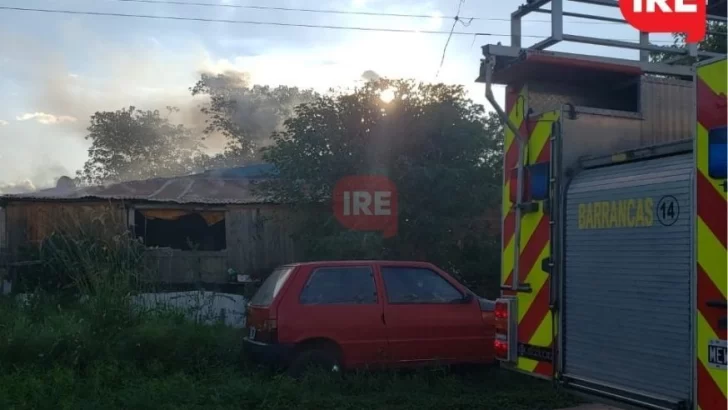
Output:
[[695, 58, 727, 410], [500, 87, 559, 375], [501, 85, 527, 289]]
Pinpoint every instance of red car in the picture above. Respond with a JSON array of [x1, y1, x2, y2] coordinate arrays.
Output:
[[244, 260, 495, 376]]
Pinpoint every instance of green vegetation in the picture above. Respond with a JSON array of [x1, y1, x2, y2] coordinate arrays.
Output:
[[0, 290, 581, 410], [0, 216, 580, 410], [0, 296, 242, 372], [257, 79, 504, 298], [0, 289, 581, 410], [0, 360, 581, 410], [0, 295, 581, 410], [651, 21, 726, 63]]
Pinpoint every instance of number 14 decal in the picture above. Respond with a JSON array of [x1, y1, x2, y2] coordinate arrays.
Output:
[[660, 201, 676, 218], [657, 196, 680, 227]]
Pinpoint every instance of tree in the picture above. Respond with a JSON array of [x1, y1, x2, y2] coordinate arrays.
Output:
[[257, 79, 503, 295], [651, 22, 726, 62], [190, 72, 318, 166], [77, 106, 208, 185]]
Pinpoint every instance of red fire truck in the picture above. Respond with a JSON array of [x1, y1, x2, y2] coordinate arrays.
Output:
[[477, 1, 727, 409]]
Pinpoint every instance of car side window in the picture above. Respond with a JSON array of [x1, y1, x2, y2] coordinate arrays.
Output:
[[381, 267, 463, 304], [299, 266, 377, 305]]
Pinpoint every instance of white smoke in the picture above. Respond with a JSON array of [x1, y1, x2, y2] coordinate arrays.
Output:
[[16, 112, 78, 125], [361, 70, 382, 81], [0, 164, 72, 195], [5, 25, 319, 158], [192, 69, 317, 151], [0, 180, 36, 195], [0, 23, 404, 188], [1, 26, 215, 144]]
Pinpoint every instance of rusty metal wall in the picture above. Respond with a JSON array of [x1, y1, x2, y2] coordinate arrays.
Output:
[[3, 201, 127, 258], [139, 205, 299, 283], [2, 200, 300, 283], [225, 205, 299, 276], [143, 249, 228, 283], [135, 204, 300, 283]]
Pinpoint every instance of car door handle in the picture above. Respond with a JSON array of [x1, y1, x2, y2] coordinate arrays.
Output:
[[381, 313, 386, 325]]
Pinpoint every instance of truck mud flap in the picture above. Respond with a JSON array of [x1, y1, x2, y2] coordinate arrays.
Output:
[[561, 374, 689, 410]]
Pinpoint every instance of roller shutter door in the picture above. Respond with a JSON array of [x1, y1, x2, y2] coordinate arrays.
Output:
[[563, 152, 693, 404]]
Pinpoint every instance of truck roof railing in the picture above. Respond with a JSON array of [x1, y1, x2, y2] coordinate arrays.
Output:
[[477, 0, 728, 83], [512, 0, 726, 61]]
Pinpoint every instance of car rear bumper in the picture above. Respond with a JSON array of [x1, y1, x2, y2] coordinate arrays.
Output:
[[243, 338, 294, 368]]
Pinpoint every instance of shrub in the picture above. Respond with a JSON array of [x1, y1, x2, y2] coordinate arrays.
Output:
[[40, 208, 147, 297], [114, 315, 244, 372], [0, 297, 244, 373]]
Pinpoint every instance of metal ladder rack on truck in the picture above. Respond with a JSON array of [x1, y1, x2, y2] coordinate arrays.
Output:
[[476, 1, 727, 409]]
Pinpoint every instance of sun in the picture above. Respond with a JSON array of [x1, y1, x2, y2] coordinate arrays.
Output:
[[379, 88, 395, 103]]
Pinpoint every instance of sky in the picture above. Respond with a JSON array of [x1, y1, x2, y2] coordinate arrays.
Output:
[[0, 0, 675, 192]]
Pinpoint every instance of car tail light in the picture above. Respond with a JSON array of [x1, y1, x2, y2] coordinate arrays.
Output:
[[494, 298, 516, 363], [260, 319, 278, 343], [494, 334, 509, 360], [249, 317, 279, 344], [495, 301, 508, 320], [264, 319, 277, 331]]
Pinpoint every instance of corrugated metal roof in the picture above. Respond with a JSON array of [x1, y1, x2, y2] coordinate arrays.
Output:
[[202, 163, 278, 179], [1, 164, 278, 205]]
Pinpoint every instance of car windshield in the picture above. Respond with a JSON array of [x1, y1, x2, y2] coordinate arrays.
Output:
[[249, 266, 294, 307]]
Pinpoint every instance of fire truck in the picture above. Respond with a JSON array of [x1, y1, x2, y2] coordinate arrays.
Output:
[[477, 1, 727, 409]]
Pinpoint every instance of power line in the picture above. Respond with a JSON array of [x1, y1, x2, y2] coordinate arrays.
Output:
[[110, 0, 618, 25], [0, 5, 677, 43], [436, 0, 466, 78], [113, 0, 481, 21], [0, 5, 538, 37]]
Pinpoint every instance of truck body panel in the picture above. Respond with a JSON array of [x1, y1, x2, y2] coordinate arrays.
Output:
[[499, 72, 697, 381], [483, 3, 725, 408], [563, 151, 694, 404], [496, 57, 727, 409], [694, 58, 727, 410]]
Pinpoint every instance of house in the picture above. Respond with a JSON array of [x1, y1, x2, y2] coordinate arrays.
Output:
[[0, 164, 301, 284]]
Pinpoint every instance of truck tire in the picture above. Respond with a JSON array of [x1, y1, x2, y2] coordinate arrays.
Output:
[[287, 347, 342, 379]]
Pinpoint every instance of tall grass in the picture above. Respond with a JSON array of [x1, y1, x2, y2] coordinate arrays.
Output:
[[0, 361, 582, 410], [38, 205, 146, 296], [0, 205, 244, 373], [0, 295, 243, 372]]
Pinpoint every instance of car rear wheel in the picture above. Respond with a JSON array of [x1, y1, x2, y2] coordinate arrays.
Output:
[[287, 347, 342, 379]]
